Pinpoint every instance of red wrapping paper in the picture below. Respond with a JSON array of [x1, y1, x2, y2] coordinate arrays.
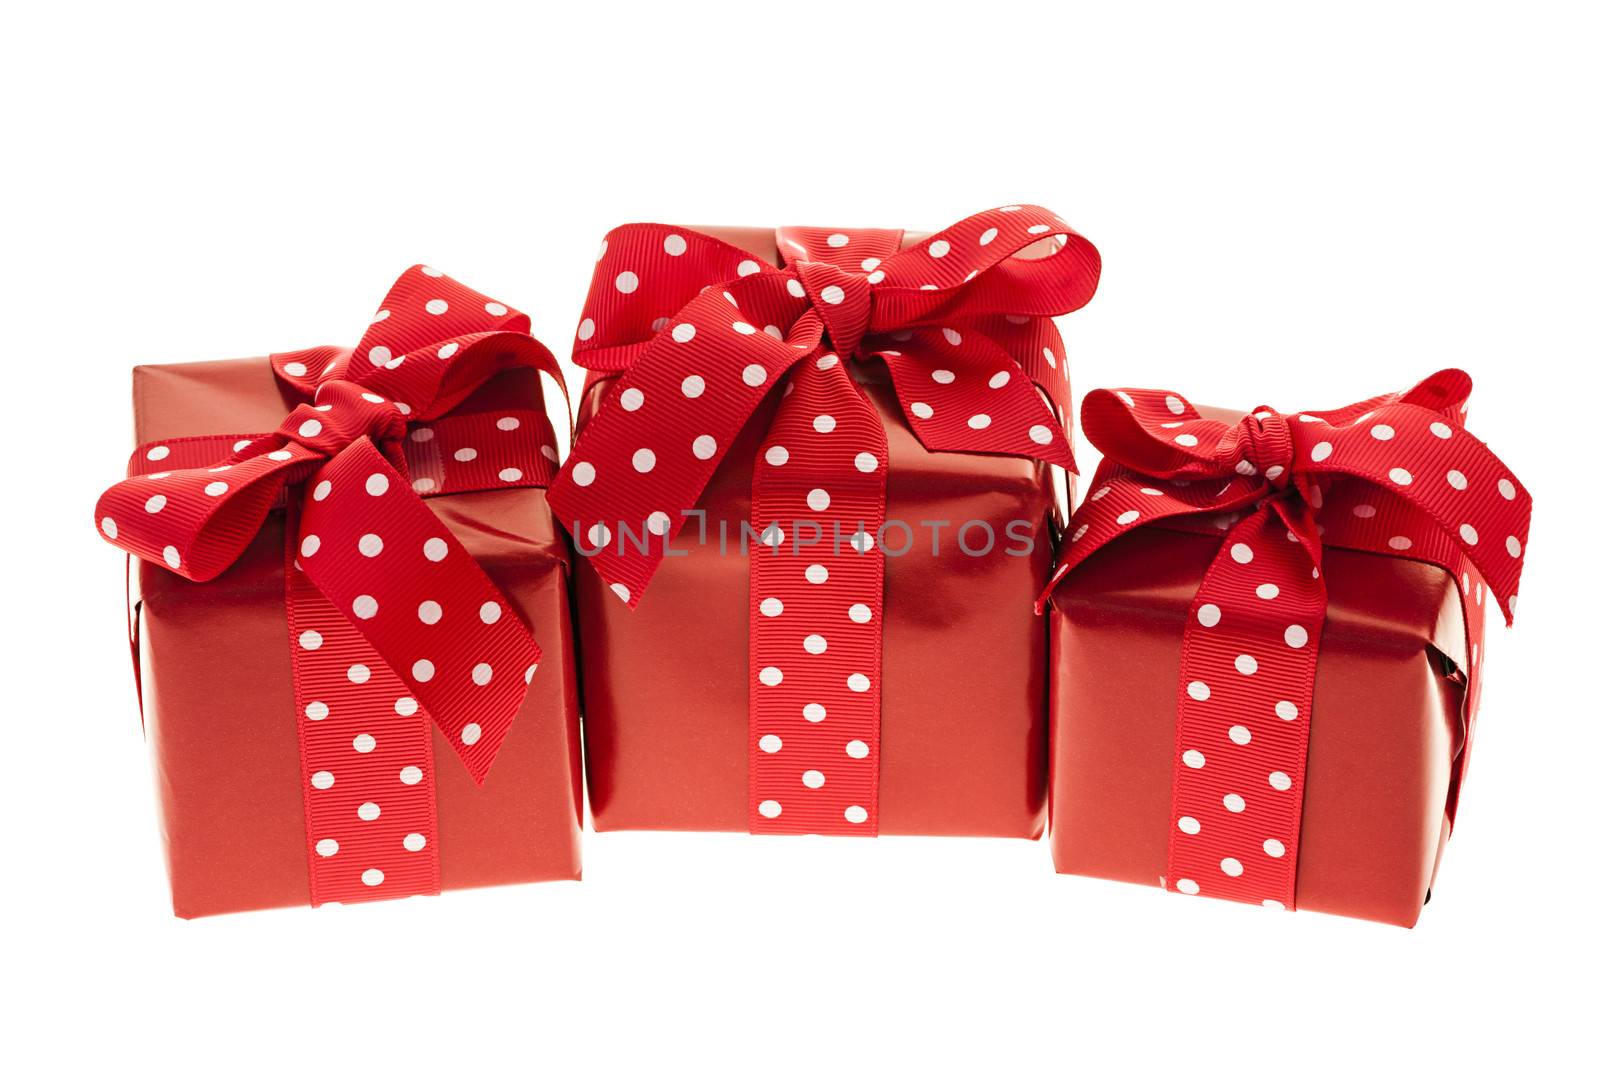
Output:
[[131, 358, 582, 917], [576, 226, 1064, 836]]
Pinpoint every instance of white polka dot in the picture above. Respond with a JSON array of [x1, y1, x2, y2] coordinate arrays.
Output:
[[759, 800, 782, 819], [1175, 434, 1199, 447], [806, 564, 829, 584], [759, 666, 783, 686], [358, 801, 380, 821], [1388, 535, 1413, 551], [1447, 469, 1469, 491], [841, 739, 869, 760], [1197, 604, 1221, 627], [476, 600, 502, 625], [1116, 510, 1140, 525], [1221, 857, 1244, 877], [737, 363, 767, 388], [927, 238, 950, 258], [732, 321, 757, 335], [844, 805, 869, 824], [311, 770, 335, 790], [847, 672, 870, 693], [162, 545, 181, 568], [813, 414, 837, 434], [646, 511, 671, 536], [737, 260, 761, 277], [298, 630, 323, 651], [942, 328, 962, 346], [1229, 725, 1252, 745], [1352, 504, 1376, 519], [352, 732, 376, 754], [400, 765, 423, 786], [404, 832, 427, 852], [1269, 771, 1293, 791], [144, 494, 168, 514], [910, 402, 933, 419], [758, 733, 782, 754], [1182, 748, 1205, 769], [461, 722, 482, 745], [1275, 700, 1298, 721], [1506, 535, 1522, 558], [100, 516, 118, 539], [350, 594, 378, 620], [204, 481, 229, 496], [1389, 467, 1413, 486], [437, 342, 460, 359], [1187, 681, 1211, 702], [315, 838, 338, 857], [313, 480, 332, 501], [347, 664, 371, 684], [1370, 423, 1396, 441], [1223, 793, 1246, 813], [803, 634, 827, 655], [395, 696, 418, 716], [817, 284, 846, 306], [1498, 478, 1516, 500], [1284, 624, 1309, 648], [631, 448, 657, 473], [1176, 879, 1200, 895], [471, 662, 493, 686], [415, 600, 442, 626], [692, 435, 717, 460], [613, 387, 645, 414], [614, 271, 639, 294], [786, 278, 806, 298], [804, 703, 827, 722], [848, 603, 872, 624], [1264, 838, 1286, 858], [806, 488, 830, 512], [610, 583, 631, 603], [1026, 424, 1054, 446], [423, 537, 448, 562], [967, 413, 992, 430], [367, 345, 392, 368], [454, 447, 478, 462], [1310, 441, 1333, 462], [1178, 816, 1201, 835], [1230, 544, 1254, 564], [304, 701, 329, 721], [412, 659, 435, 682], [760, 597, 784, 618], [1255, 583, 1281, 601], [358, 533, 383, 557], [802, 769, 825, 789]]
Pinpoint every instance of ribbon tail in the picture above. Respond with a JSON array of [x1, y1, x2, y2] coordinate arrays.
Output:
[[295, 438, 540, 783]]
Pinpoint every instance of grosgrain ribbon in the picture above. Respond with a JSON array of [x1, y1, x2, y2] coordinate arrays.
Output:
[[549, 206, 1101, 835], [1039, 369, 1531, 910], [97, 267, 566, 903]]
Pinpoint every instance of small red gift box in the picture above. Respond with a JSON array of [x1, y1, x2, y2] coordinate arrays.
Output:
[[96, 269, 583, 917], [548, 206, 1100, 837], [1043, 372, 1530, 924]]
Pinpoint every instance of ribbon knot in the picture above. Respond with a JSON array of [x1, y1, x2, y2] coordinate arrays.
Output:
[[793, 259, 873, 357], [1240, 407, 1295, 486], [260, 380, 410, 471]]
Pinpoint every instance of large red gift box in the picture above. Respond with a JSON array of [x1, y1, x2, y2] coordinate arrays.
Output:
[[99, 270, 583, 917], [548, 207, 1101, 837], [1044, 375, 1530, 924]]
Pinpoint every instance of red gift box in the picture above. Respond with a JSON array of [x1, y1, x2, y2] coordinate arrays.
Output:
[[548, 207, 1101, 837], [98, 270, 583, 917], [1044, 374, 1530, 924]]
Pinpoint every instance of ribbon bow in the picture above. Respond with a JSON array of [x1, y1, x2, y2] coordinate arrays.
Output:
[[549, 206, 1099, 836], [96, 266, 566, 784], [1041, 369, 1531, 909], [548, 205, 1101, 605]]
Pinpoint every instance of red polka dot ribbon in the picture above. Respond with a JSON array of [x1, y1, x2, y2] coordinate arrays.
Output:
[[96, 268, 567, 904], [548, 206, 1101, 835], [1039, 369, 1532, 910]]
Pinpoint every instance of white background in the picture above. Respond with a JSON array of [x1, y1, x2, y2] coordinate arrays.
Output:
[[3, 1, 1595, 1062]]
